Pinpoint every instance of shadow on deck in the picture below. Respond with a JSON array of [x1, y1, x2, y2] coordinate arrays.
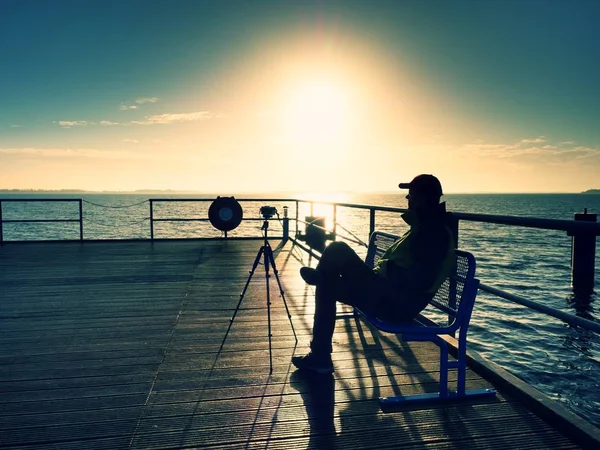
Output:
[[0, 240, 594, 449]]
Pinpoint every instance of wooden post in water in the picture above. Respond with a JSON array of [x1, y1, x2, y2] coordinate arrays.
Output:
[[78, 199, 83, 240], [149, 200, 154, 240], [570, 209, 597, 298]]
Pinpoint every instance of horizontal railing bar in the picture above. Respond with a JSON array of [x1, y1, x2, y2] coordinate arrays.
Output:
[[299, 200, 600, 234], [479, 282, 600, 334], [148, 198, 298, 202], [453, 212, 600, 235], [0, 198, 82, 202], [0, 236, 279, 244], [152, 218, 211, 222], [298, 199, 407, 213], [151, 217, 280, 222], [1, 219, 80, 223]]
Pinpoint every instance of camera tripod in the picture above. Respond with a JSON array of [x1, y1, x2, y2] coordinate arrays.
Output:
[[219, 218, 298, 373]]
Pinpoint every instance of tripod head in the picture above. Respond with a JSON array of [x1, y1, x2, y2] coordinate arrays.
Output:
[[259, 205, 278, 243], [260, 205, 277, 219]]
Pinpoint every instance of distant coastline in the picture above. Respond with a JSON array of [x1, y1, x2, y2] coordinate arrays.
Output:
[[0, 189, 203, 195], [582, 189, 600, 194]]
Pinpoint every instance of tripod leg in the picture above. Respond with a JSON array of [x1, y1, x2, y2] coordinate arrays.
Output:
[[219, 246, 265, 352], [264, 245, 274, 373], [265, 245, 298, 343]]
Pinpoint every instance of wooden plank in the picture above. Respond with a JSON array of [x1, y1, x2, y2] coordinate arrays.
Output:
[[0, 240, 593, 449]]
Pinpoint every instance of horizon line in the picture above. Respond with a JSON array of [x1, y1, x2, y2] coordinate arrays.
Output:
[[0, 188, 598, 195]]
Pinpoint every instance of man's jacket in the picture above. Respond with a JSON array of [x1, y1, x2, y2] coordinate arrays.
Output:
[[373, 202, 455, 319]]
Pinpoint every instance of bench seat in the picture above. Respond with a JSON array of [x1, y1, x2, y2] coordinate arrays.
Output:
[[342, 231, 496, 406]]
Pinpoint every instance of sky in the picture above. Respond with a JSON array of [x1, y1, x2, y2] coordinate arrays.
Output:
[[1, 0, 599, 194]]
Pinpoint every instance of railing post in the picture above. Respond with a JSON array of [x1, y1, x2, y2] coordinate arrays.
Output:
[[445, 213, 459, 329], [295, 200, 299, 238], [150, 200, 154, 240], [333, 204, 337, 241], [570, 209, 597, 298], [282, 206, 289, 241], [78, 199, 83, 240], [369, 208, 375, 239], [446, 212, 459, 248]]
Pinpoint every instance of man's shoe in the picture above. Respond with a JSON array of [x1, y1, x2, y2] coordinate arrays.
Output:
[[291, 352, 334, 374], [300, 267, 322, 286]]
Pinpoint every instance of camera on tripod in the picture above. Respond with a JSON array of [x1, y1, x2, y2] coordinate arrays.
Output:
[[260, 205, 278, 219]]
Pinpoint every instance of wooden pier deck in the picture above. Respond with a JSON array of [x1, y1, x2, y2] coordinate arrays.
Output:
[[1, 239, 598, 449]]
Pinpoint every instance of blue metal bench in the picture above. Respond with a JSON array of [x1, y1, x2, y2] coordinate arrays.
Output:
[[348, 231, 496, 406]]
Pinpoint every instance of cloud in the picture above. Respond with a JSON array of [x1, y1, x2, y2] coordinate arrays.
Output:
[[131, 111, 212, 125], [0, 147, 150, 160], [56, 120, 92, 128], [459, 138, 599, 164], [55, 111, 216, 128], [520, 136, 547, 144], [118, 97, 158, 111], [123, 139, 139, 143], [10, 124, 22, 128], [135, 97, 159, 104]]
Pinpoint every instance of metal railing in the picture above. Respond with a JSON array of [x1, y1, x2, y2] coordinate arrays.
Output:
[[0, 197, 298, 243], [291, 199, 600, 335], [1, 196, 598, 335], [147, 198, 299, 240], [0, 198, 83, 241]]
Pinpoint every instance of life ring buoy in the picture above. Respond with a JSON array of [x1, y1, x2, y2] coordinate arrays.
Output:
[[208, 196, 243, 232]]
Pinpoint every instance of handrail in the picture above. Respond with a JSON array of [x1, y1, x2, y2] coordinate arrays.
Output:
[[296, 198, 598, 334], [479, 283, 600, 334], [451, 212, 600, 235], [297, 199, 600, 235], [0, 198, 84, 242], [149, 197, 299, 202], [1, 196, 597, 335], [148, 198, 297, 241]]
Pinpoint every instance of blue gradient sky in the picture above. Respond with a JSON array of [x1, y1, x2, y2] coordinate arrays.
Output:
[[1, 0, 599, 193]]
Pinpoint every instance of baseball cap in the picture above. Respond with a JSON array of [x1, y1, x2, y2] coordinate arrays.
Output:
[[398, 174, 443, 198]]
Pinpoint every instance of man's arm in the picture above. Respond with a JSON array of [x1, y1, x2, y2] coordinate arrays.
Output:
[[387, 226, 450, 294]]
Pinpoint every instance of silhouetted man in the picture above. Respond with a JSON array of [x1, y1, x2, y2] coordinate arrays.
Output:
[[292, 174, 455, 374]]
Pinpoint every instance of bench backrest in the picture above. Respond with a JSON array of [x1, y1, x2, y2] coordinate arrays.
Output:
[[366, 231, 479, 333]]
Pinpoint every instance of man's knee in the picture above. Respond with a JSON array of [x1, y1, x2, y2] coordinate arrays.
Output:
[[323, 241, 353, 258], [319, 241, 358, 274]]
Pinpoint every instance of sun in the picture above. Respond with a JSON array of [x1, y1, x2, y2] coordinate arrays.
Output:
[[283, 78, 351, 144]]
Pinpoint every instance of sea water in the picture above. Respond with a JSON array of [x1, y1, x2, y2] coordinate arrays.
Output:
[[1, 192, 599, 427]]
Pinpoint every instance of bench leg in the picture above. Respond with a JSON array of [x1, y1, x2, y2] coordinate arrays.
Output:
[[439, 342, 449, 398], [378, 334, 496, 408]]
